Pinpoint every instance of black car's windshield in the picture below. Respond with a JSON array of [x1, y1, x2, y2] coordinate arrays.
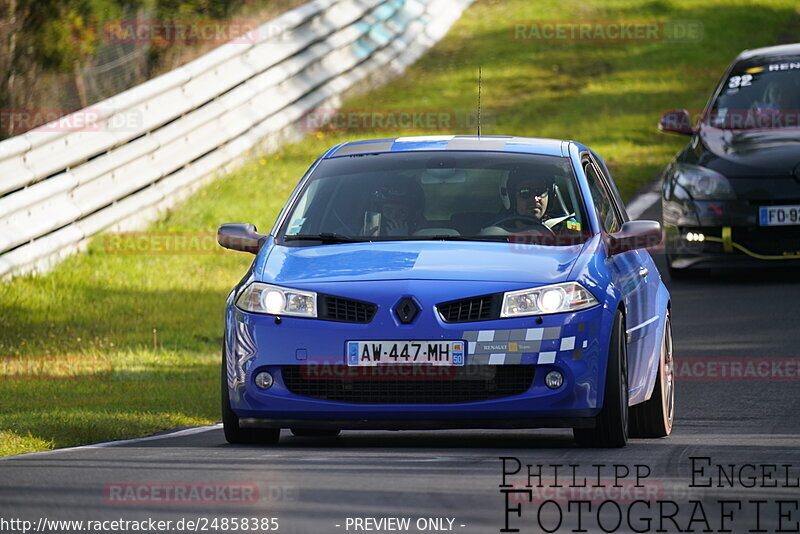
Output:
[[278, 151, 590, 245], [708, 57, 800, 130]]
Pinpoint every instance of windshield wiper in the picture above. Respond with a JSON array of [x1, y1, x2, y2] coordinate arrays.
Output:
[[283, 232, 366, 244], [396, 235, 508, 242], [284, 233, 511, 244]]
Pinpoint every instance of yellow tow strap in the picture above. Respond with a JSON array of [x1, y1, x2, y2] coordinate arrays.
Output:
[[721, 226, 733, 253], [704, 234, 800, 261]]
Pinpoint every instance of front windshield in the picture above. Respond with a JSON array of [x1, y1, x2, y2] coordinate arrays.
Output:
[[278, 151, 589, 246], [708, 57, 800, 130]]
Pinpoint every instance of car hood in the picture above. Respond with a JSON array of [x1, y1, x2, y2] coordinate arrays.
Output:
[[255, 240, 583, 285], [697, 126, 800, 177]]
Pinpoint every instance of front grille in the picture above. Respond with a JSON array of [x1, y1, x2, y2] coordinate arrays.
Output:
[[281, 365, 534, 404], [733, 226, 800, 256], [318, 295, 377, 323], [437, 293, 501, 323]]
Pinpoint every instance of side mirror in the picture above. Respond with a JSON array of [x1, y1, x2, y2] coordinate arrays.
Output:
[[607, 220, 662, 255], [217, 223, 266, 254], [658, 109, 694, 135]]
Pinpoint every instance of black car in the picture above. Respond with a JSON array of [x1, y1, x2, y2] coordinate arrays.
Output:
[[659, 43, 800, 276]]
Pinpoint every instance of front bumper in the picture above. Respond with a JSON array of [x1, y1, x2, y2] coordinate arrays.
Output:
[[224, 283, 614, 427], [238, 417, 595, 430], [663, 198, 800, 269]]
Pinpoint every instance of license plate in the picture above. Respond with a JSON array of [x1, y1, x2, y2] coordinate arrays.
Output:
[[759, 205, 800, 226], [347, 341, 465, 366]]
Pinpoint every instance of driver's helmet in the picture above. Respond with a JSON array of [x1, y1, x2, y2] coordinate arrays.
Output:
[[371, 175, 425, 214], [761, 78, 795, 110], [500, 169, 557, 212]]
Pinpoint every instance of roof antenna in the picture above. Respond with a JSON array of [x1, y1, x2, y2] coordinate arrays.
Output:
[[477, 65, 482, 137]]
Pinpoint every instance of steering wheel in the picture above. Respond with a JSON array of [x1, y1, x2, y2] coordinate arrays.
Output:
[[490, 215, 555, 235]]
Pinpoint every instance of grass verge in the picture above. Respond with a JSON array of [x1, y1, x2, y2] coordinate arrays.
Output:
[[2, 0, 799, 456]]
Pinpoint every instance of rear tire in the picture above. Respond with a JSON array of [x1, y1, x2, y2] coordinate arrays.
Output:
[[221, 348, 280, 445], [291, 428, 341, 438], [629, 312, 675, 438], [573, 310, 628, 448]]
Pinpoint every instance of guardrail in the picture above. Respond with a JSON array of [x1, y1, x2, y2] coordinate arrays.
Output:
[[0, 0, 473, 278]]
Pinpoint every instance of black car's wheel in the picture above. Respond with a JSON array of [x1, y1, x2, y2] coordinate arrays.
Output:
[[221, 348, 280, 445], [290, 428, 341, 438], [629, 312, 675, 438], [666, 254, 706, 281], [573, 309, 628, 448]]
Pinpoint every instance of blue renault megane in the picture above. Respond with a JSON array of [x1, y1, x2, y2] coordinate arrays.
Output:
[[218, 135, 674, 448]]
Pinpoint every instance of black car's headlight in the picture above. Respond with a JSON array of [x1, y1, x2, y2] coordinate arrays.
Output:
[[500, 282, 599, 317], [674, 163, 735, 200], [236, 282, 317, 318]]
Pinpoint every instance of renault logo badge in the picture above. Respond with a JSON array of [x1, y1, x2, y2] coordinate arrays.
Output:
[[394, 297, 420, 324]]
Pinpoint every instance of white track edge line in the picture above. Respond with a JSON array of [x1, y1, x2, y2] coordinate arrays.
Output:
[[0, 424, 222, 461]]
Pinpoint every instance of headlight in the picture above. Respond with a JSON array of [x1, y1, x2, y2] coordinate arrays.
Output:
[[500, 282, 599, 318], [674, 163, 735, 200], [236, 283, 317, 318]]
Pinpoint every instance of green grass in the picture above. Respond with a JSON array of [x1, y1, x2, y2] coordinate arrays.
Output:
[[2, 0, 800, 456]]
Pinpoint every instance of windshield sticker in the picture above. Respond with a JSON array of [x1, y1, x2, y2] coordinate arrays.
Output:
[[767, 62, 800, 72], [287, 218, 305, 234], [727, 74, 753, 89]]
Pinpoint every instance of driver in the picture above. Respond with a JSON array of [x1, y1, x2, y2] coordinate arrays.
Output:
[[763, 80, 794, 110], [365, 176, 425, 236], [514, 176, 552, 222], [753, 78, 797, 113], [487, 170, 581, 234]]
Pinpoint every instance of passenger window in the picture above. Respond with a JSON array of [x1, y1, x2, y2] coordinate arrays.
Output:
[[584, 163, 622, 234]]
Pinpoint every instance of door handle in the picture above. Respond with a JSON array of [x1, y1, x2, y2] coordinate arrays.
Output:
[[639, 267, 649, 277]]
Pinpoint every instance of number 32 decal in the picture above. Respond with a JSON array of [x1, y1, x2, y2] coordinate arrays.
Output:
[[728, 74, 753, 88]]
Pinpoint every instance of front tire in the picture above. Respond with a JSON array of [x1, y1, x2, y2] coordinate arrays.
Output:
[[221, 348, 280, 445], [629, 312, 675, 438], [573, 309, 628, 448]]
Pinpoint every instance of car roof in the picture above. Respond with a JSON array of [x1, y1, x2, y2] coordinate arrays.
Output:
[[736, 43, 800, 62], [324, 135, 570, 158]]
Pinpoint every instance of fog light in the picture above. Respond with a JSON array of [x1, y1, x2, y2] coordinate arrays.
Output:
[[254, 371, 274, 390], [685, 232, 705, 242], [545, 370, 563, 389]]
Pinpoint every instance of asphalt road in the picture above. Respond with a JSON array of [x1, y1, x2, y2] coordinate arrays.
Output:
[[2, 201, 799, 534]]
